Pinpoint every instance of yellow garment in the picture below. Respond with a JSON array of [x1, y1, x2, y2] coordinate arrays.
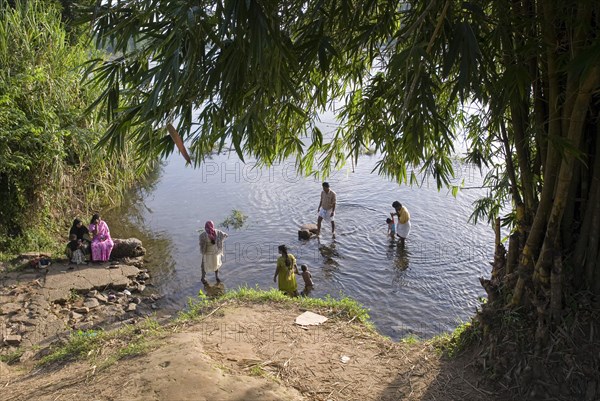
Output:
[[276, 254, 298, 295], [398, 206, 410, 224]]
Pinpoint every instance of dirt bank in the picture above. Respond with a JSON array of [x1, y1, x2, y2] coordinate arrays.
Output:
[[1, 300, 510, 401]]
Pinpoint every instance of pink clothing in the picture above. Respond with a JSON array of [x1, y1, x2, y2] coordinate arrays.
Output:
[[205, 220, 216, 242], [89, 220, 114, 262]]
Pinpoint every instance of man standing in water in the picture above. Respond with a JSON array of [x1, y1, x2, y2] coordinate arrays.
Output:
[[317, 182, 336, 235], [391, 201, 411, 246]]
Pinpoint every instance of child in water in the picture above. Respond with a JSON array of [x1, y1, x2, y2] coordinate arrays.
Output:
[[66, 234, 86, 265], [300, 264, 314, 296], [386, 217, 396, 238]]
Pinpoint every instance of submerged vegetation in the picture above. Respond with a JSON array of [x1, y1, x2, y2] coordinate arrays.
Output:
[[0, 0, 153, 256], [220, 209, 248, 230]]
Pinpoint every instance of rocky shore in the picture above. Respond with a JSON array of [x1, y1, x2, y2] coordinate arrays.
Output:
[[0, 238, 163, 361]]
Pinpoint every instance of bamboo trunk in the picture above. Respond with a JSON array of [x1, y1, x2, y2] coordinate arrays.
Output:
[[511, 0, 563, 306], [495, 217, 501, 248], [561, 162, 579, 250], [551, 250, 562, 322], [594, 247, 600, 297], [584, 184, 600, 287], [507, 232, 520, 275], [574, 125, 600, 287], [533, 66, 600, 287]]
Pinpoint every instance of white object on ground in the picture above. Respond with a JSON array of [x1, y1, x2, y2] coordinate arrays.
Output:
[[340, 356, 350, 364], [294, 311, 328, 326]]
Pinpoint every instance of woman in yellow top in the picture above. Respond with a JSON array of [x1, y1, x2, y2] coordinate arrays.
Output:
[[273, 245, 299, 296], [391, 201, 411, 246]]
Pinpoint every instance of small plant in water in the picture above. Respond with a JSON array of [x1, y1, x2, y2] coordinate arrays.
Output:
[[220, 209, 248, 230]]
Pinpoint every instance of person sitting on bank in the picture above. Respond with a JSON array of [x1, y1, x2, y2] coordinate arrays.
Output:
[[69, 218, 91, 256], [65, 234, 86, 265], [89, 213, 114, 262], [317, 182, 336, 235]]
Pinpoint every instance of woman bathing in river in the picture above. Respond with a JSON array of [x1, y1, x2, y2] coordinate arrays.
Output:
[[199, 220, 228, 284], [273, 245, 299, 297]]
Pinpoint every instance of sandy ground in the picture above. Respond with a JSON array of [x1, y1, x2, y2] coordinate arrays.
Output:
[[1, 302, 508, 401]]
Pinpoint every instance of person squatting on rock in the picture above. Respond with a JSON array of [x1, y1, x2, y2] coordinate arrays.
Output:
[[65, 234, 86, 266], [69, 218, 91, 257]]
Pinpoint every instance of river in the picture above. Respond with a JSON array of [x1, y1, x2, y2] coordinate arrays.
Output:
[[105, 151, 494, 340]]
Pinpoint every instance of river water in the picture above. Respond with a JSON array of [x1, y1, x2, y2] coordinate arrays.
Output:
[[106, 151, 494, 340]]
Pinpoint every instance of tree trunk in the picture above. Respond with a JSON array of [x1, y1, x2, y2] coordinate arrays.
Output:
[[507, 232, 520, 275], [551, 249, 562, 323], [594, 246, 600, 297], [501, 122, 523, 207], [560, 162, 579, 250], [533, 67, 599, 287], [511, 0, 563, 306], [584, 181, 600, 288], [511, 101, 535, 213]]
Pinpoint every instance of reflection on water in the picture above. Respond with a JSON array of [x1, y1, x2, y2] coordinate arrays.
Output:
[[318, 239, 340, 266], [105, 153, 494, 340], [387, 242, 410, 271]]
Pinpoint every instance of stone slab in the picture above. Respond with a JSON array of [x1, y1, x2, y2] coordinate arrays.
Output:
[[41, 265, 140, 303]]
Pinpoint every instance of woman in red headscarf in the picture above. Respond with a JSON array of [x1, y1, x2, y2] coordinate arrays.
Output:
[[199, 220, 228, 284]]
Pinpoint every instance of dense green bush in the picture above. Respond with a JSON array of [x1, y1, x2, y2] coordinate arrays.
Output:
[[0, 1, 149, 255]]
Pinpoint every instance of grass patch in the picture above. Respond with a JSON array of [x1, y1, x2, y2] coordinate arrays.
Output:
[[3, 262, 28, 273], [400, 334, 420, 345], [39, 329, 104, 365], [116, 340, 150, 360], [431, 320, 480, 357], [178, 286, 372, 329], [67, 289, 82, 303], [0, 227, 63, 262], [39, 318, 164, 367], [249, 364, 266, 377], [0, 348, 25, 364]]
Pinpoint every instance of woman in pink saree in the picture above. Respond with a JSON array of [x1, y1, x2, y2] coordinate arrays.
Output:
[[89, 213, 114, 262]]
